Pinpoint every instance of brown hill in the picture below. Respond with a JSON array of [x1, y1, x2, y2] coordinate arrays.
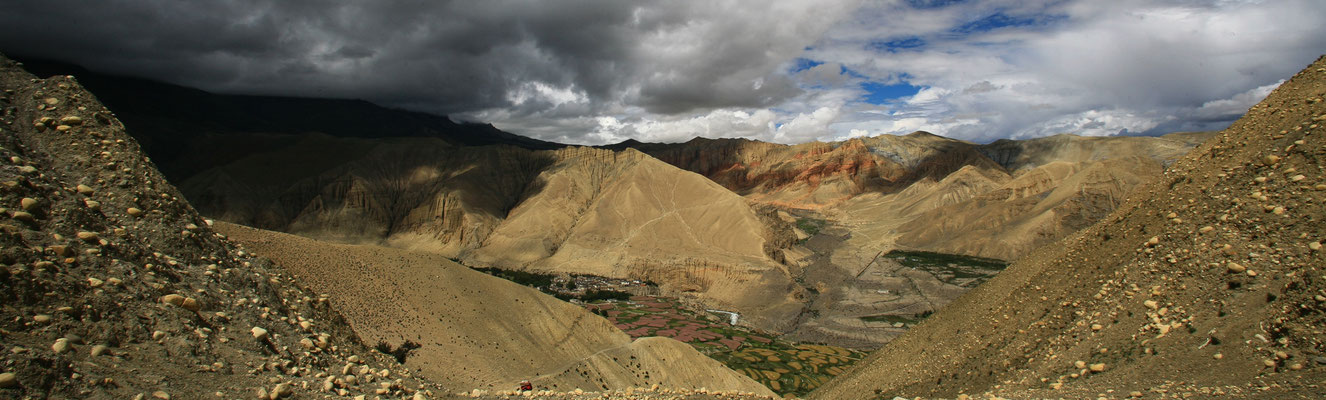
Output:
[[0, 54, 439, 398], [177, 141, 802, 331], [630, 130, 1210, 260], [215, 223, 775, 396], [812, 56, 1326, 399]]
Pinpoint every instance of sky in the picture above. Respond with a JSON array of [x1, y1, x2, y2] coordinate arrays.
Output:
[[1, 0, 1323, 145]]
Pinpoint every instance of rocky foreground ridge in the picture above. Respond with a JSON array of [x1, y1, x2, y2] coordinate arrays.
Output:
[[0, 54, 455, 398], [812, 56, 1326, 399]]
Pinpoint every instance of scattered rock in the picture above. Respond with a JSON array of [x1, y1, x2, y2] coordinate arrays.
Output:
[[1089, 363, 1106, 373], [251, 327, 269, 341], [52, 338, 70, 354], [126, 207, 143, 217], [90, 345, 109, 357], [1227, 262, 1247, 273], [160, 294, 185, 307], [75, 184, 94, 195], [0, 372, 16, 388], [75, 231, 99, 242], [19, 197, 37, 211]]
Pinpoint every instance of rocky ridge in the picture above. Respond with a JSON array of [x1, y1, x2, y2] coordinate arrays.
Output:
[[0, 54, 441, 398], [811, 55, 1326, 399]]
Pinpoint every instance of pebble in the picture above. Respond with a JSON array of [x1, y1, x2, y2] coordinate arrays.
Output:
[[12, 211, 34, 222], [75, 184, 94, 195], [1310, 242, 1322, 251], [1214, 353, 1223, 360], [1227, 262, 1247, 273], [32, 314, 51, 323], [52, 338, 70, 354], [271, 383, 293, 399], [153, 391, 170, 399], [19, 197, 37, 211], [1199, 226, 1214, 233], [181, 297, 201, 312], [161, 294, 186, 307], [87, 277, 104, 288], [1263, 155, 1281, 166], [60, 116, 84, 125], [90, 344, 109, 357], [126, 207, 143, 217], [1089, 363, 1106, 372], [76, 231, 99, 242], [1144, 300, 1158, 309], [0, 372, 14, 388], [251, 327, 269, 341]]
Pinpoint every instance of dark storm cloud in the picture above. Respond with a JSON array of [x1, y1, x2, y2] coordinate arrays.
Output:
[[0, 0, 848, 121]]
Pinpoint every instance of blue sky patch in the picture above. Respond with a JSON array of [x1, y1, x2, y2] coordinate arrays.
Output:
[[869, 36, 927, 53], [790, 57, 824, 72], [952, 11, 1066, 35], [906, 0, 969, 9], [861, 81, 923, 105]]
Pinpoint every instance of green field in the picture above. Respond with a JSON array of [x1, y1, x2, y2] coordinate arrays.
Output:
[[586, 296, 864, 397], [885, 250, 1008, 287]]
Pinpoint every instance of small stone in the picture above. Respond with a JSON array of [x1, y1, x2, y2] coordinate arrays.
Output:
[[1310, 242, 1322, 252], [1144, 300, 1158, 309], [272, 383, 293, 398], [75, 184, 94, 195], [181, 297, 201, 312], [11, 211, 34, 222], [1146, 237, 1160, 247], [33, 314, 51, 323], [19, 197, 38, 211], [1263, 155, 1281, 166], [1247, 270, 1257, 277], [1091, 324, 1103, 331], [87, 277, 104, 288], [1074, 360, 1087, 369], [76, 231, 99, 242], [1089, 363, 1106, 373], [60, 116, 84, 125], [1227, 262, 1246, 273], [0, 372, 16, 388], [1214, 353, 1223, 359], [1291, 174, 1306, 182], [251, 327, 269, 341], [1199, 226, 1214, 233], [126, 207, 143, 217], [161, 294, 186, 307], [84, 200, 100, 210], [91, 344, 109, 356], [1130, 391, 1143, 398], [1264, 359, 1277, 367], [1276, 351, 1290, 360], [152, 331, 167, 340], [52, 338, 70, 354]]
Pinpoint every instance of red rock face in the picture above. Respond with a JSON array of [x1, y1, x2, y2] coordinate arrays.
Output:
[[638, 135, 993, 208]]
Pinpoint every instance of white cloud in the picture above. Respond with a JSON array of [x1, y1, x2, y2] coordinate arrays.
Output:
[[8, 0, 1323, 145]]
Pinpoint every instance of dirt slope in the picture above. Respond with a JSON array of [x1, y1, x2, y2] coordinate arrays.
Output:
[[0, 54, 439, 399], [812, 56, 1326, 399], [469, 148, 803, 330], [215, 223, 776, 396]]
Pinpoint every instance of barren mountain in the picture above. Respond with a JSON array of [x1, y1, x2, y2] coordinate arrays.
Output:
[[812, 56, 1326, 399], [14, 59, 1216, 348], [216, 223, 775, 396], [0, 54, 442, 398]]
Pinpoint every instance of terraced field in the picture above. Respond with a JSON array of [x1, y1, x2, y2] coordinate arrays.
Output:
[[585, 296, 864, 397]]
